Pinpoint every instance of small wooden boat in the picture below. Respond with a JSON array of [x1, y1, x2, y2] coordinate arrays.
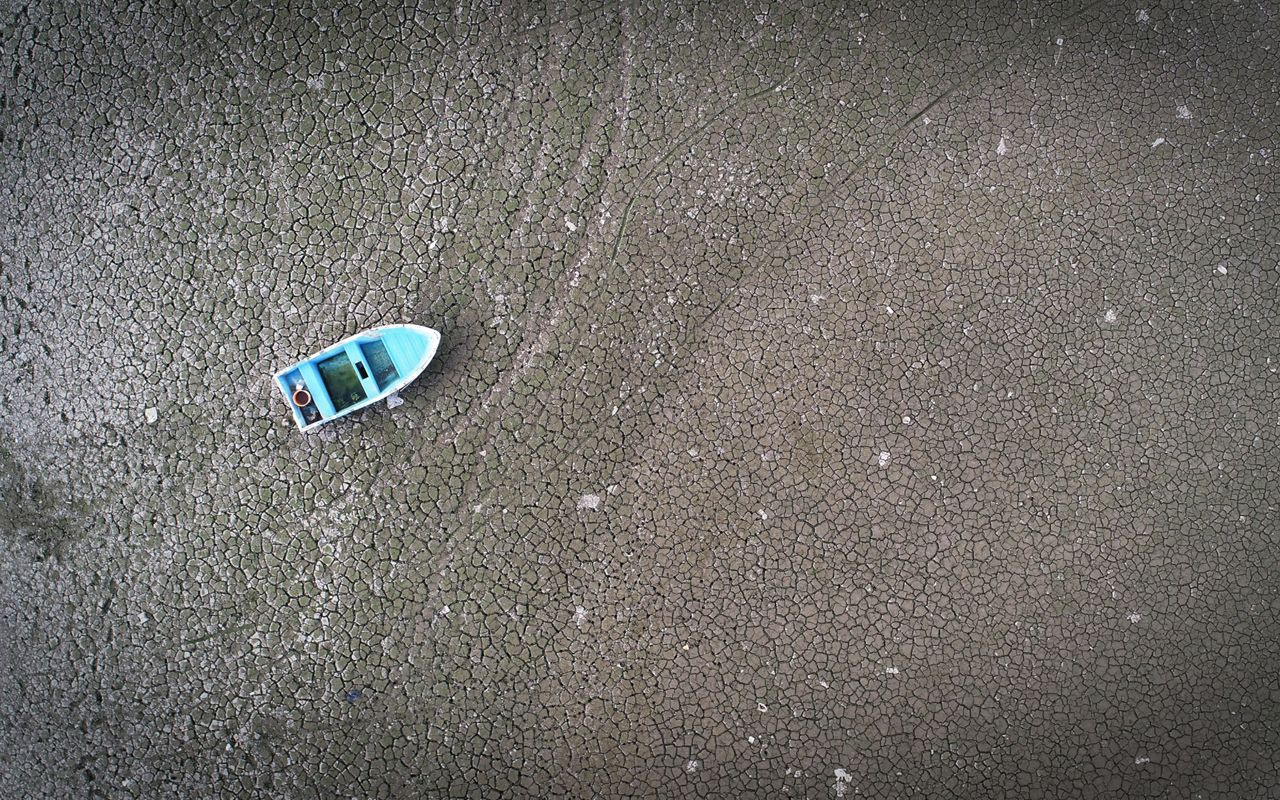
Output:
[[274, 323, 441, 431]]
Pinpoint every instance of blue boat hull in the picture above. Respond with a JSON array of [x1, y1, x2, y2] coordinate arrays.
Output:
[[274, 323, 441, 431]]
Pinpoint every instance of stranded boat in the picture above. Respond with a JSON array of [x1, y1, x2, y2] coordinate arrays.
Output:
[[274, 323, 441, 431]]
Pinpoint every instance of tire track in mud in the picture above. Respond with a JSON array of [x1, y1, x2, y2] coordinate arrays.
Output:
[[401, 7, 639, 601], [613, 0, 1111, 489], [441, 2, 842, 454], [438, 5, 637, 452]]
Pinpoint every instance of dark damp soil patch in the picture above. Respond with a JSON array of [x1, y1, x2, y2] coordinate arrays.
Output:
[[0, 438, 91, 561]]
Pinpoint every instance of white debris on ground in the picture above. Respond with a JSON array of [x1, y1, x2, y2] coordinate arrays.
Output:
[[835, 768, 854, 797]]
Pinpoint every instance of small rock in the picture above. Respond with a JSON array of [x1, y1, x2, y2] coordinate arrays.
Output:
[[386, 393, 404, 409], [144, 407, 159, 424]]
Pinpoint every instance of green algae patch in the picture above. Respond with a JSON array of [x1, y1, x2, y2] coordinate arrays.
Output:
[[0, 439, 92, 560]]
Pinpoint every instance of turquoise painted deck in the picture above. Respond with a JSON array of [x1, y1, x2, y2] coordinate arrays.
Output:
[[274, 324, 441, 431]]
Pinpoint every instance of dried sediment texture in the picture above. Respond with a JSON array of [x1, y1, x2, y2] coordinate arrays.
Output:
[[1, 0, 1277, 797]]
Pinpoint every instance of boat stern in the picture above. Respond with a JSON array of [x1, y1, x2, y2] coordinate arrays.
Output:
[[275, 365, 322, 430]]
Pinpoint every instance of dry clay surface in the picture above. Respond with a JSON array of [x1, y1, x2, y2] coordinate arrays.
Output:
[[1, 0, 1278, 797]]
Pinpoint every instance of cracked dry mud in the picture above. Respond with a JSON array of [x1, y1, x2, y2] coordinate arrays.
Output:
[[2, 1, 1278, 797]]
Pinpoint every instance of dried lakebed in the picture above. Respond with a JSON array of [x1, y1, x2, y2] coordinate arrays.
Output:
[[1, 1, 1277, 797]]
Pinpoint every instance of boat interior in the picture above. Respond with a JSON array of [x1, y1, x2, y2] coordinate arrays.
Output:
[[276, 331, 423, 429]]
